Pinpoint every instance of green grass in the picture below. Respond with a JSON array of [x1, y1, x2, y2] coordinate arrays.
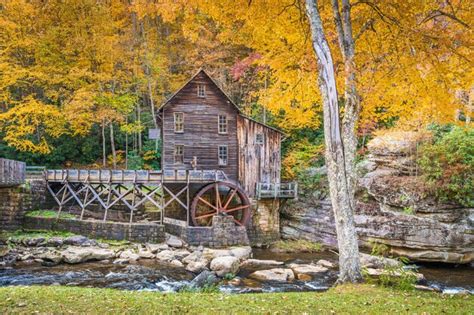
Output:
[[0, 284, 471, 314], [272, 239, 323, 253], [1, 229, 76, 242], [25, 210, 76, 220]]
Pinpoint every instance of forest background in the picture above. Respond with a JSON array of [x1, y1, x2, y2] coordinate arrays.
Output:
[[0, 0, 472, 181]]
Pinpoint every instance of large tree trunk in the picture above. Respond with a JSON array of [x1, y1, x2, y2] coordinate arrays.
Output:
[[305, 0, 362, 283], [331, 0, 361, 208]]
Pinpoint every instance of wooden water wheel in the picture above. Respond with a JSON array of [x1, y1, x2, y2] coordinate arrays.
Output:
[[190, 182, 251, 227]]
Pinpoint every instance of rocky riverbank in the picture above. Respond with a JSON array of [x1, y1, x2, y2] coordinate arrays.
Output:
[[1, 232, 436, 293], [281, 131, 474, 264]]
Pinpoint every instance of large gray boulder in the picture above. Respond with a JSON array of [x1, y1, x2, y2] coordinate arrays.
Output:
[[249, 268, 295, 282], [62, 246, 115, 264], [210, 256, 239, 277]]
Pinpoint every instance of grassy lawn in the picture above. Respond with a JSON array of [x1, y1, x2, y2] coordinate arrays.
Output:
[[0, 284, 471, 314]]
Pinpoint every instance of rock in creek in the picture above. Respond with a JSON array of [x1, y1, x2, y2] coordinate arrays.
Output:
[[210, 256, 239, 277], [249, 268, 295, 282], [62, 246, 115, 264], [189, 270, 219, 288], [240, 259, 284, 269], [185, 260, 208, 273], [288, 263, 329, 278]]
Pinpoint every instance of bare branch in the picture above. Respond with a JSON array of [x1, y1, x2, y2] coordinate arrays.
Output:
[[420, 9, 470, 29]]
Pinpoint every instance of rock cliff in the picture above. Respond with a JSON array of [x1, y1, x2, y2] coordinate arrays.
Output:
[[281, 132, 474, 264]]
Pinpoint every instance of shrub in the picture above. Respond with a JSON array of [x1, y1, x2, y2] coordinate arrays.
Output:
[[418, 126, 474, 207]]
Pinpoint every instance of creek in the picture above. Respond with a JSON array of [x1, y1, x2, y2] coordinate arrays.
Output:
[[0, 249, 472, 294]]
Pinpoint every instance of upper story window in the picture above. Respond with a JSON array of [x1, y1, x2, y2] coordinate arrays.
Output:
[[218, 145, 228, 166], [197, 84, 206, 97], [174, 145, 184, 164], [256, 133, 264, 145], [218, 115, 228, 134], [174, 112, 184, 133]]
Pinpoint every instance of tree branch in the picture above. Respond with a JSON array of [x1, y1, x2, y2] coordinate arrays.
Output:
[[420, 9, 470, 29]]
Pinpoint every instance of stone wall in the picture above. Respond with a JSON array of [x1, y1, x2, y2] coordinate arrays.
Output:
[[165, 215, 249, 247], [0, 179, 49, 231], [247, 199, 281, 246], [23, 216, 165, 243]]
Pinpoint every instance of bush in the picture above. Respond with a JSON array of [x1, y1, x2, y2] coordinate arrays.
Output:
[[418, 126, 474, 207]]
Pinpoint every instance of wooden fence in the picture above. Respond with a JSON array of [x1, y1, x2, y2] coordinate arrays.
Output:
[[0, 158, 26, 187]]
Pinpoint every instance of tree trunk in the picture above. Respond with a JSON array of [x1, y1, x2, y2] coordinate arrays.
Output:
[[110, 123, 116, 169], [305, 0, 362, 283], [137, 103, 142, 153], [101, 120, 106, 167]]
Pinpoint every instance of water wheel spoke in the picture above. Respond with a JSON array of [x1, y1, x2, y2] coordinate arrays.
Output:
[[223, 204, 250, 213], [198, 197, 218, 211], [195, 211, 218, 220], [223, 188, 237, 209], [215, 183, 222, 210]]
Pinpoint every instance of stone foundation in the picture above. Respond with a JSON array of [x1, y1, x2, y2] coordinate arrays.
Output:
[[165, 215, 249, 247], [23, 216, 165, 243], [247, 199, 281, 246], [0, 179, 50, 231]]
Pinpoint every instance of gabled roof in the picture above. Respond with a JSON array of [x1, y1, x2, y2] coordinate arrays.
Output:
[[158, 68, 284, 135]]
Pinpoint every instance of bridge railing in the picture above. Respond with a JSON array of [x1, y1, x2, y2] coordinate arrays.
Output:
[[0, 158, 26, 187], [46, 169, 229, 184], [256, 182, 298, 200]]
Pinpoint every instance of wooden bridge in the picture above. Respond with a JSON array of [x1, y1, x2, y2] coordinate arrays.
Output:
[[45, 168, 297, 227]]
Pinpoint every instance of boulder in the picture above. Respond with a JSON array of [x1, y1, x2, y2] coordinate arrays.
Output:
[[185, 260, 208, 273], [146, 243, 168, 254], [229, 246, 252, 261], [183, 251, 206, 265], [240, 259, 284, 269], [365, 267, 425, 281], [173, 249, 191, 260], [249, 268, 295, 282], [210, 256, 240, 277], [45, 237, 64, 247], [316, 259, 335, 269], [38, 250, 63, 265], [113, 258, 129, 265], [202, 248, 231, 260], [137, 249, 154, 259], [119, 249, 140, 261], [170, 259, 184, 268], [166, 235, 184, 248], [288, 263, 328, 278], [62, 246, 115, 264], [155, 250, 176, 262], [360, 253, 401, 269], [189, 270, 219, 288]]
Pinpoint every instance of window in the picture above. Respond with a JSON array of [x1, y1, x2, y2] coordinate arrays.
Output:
[[174, 112, 184, 133], [256, 133, 264, 144], [218, 115, 227, 134], [174, 145, 184, 164], [218, 145, 228, 166], [197, 84, 206, 97]]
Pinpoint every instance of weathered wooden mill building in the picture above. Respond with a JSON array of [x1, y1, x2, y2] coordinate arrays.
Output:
[[44, 69, 296, 246]]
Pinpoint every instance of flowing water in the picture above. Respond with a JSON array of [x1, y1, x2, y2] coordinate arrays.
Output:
[[0, 249, 472, 294]]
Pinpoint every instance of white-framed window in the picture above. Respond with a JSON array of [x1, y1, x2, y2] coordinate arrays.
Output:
[[218, 115, 227, 134], [256, 133, 264, 144], [174, 112, 184, 133], [174, 145, 184, 164], [218, 145, 228, 166], [197, 84, 206, 97]]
